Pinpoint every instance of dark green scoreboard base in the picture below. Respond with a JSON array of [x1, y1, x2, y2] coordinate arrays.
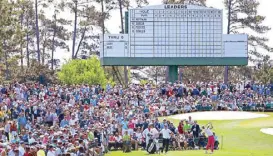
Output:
[[101, 57, 248, 82]]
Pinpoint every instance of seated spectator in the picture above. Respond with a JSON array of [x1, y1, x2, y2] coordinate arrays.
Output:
[[213, 132, 219, 150], [135, 127, 145, 149], [131, 132, 138, 150], [184, 103, 192, 113], [178, 134, 187, 150], [198, 132, 207, 148], [115, 132, 123, 149], [108, 134, 117, 151], [171, 133, 180, 150], [187, 134, 195, 149]]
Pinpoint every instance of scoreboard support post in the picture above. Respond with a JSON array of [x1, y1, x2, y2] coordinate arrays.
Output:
[[168, 65, 178, 83]]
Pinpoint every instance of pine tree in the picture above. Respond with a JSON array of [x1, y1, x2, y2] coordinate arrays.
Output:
[[67, 0, 101, 59], [224, 0, 272, 61], [224, 0, 273, 83], [0, 0, 22, 79], [41, 0, 71, 70]]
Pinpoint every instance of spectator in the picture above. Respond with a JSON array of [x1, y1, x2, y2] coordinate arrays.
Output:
[[183, 121, 192, 133], [122, 131, 131, 152], [160, 124, 172, 154], [0, 80, 271, 154], [191, 121, 200, 138]]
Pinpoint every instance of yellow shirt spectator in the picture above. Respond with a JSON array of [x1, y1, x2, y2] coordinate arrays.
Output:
[[123, 134, 130, 141], [37, 150, 46, 156]]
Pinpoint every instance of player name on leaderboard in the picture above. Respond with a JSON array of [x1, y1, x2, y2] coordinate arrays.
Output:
[[129, 4, 223, 58]]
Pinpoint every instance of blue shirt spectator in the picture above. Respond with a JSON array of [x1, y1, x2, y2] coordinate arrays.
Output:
[[18, 115, 27, 127], [60, 119, 69, 128]]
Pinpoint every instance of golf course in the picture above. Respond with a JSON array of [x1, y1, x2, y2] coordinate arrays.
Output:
[[107, 112, 273, 156]]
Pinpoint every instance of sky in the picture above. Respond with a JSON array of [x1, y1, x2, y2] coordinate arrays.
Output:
[[55, 0, 273, 65]]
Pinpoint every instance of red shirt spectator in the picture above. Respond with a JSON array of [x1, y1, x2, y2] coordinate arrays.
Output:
[[178, 122, 184, 134], [109, 135, 116, 142]]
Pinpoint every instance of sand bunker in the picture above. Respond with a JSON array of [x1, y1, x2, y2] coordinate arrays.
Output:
[[260, 128, 273, 136], [170, 111, 269, 121]]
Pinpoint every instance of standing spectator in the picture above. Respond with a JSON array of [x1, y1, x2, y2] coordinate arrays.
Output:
[[4, 121, 10, 142], [183, 121, 192, 133], [160, 124, 172, 154], [17, 113, 27, 133], [177, 120, 184, 134], [44, 111, 53, 127], [122, 131, 131, 152], [191, 121, 201, 138], [187, 116, 194, 125]]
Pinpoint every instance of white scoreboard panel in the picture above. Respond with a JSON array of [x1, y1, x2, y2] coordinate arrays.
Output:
[[100, 34, 129, 57], [129, 4, 223, 57], [100, 34, 248, 58]]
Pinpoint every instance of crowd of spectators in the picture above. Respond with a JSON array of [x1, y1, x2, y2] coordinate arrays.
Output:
[[0, 81, 272, 155]]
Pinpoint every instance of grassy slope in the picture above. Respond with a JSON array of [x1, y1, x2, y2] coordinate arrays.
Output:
[[107, 113, 273, 156]]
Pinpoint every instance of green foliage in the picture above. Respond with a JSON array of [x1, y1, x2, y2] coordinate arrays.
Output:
[[253, 56, 273, 83], [57, 56, 111, 86], [254, 68, 273, 84], [140, 79, 148, 85]]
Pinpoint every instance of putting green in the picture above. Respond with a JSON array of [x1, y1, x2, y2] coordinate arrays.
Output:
[[106, 112, 273, 156]]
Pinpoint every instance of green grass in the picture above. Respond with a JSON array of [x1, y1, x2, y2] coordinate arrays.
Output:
[[107, 112, 273, 156]]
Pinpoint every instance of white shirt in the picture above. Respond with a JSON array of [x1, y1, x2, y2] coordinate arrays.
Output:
[[143, 128, 159, 139], [8, 150, 16, 156], [69, 118, 78, 126], [160, 128, 172, 139], [18, 146, 25, 156], [47, 150, 56, 156], [4, 124, 10, 133], [56, 147, 62, 155], [136, 132, 142, 141], [184, 105, 191, 111], [115, 135, 122, 142], [204, 128, 213, 137]]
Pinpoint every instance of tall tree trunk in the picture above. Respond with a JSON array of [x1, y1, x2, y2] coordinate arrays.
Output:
[[101, 0, 105, 71], [20, 12, 24, 70], [35, 0, 41, 64], [74, 26, 87, 58], [26, 17, 30, 68], [51, 14, 57, 70], [118, 0, 128, 87], [101, 0, 105, 58], [42, 33, 47, 65], [72, 0, 78, 59], [224, 0, 232, 84], [3, 40, 9, 80], [42, 47, 45, 65]]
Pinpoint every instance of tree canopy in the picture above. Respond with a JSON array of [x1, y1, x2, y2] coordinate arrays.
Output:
[[57, 57, 111, 86]]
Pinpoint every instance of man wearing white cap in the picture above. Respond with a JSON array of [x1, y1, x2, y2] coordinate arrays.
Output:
[[143, 123, 159, 150]]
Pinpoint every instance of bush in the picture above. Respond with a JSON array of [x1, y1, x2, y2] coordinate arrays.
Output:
[[57, 56, 112, 86]]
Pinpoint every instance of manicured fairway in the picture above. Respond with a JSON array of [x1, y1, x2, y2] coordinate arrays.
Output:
[[107, 112, 273, 156]]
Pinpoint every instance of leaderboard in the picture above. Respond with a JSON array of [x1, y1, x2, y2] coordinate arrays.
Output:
[[129, 4, 223, 58], [101, 34, 129, 57]]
